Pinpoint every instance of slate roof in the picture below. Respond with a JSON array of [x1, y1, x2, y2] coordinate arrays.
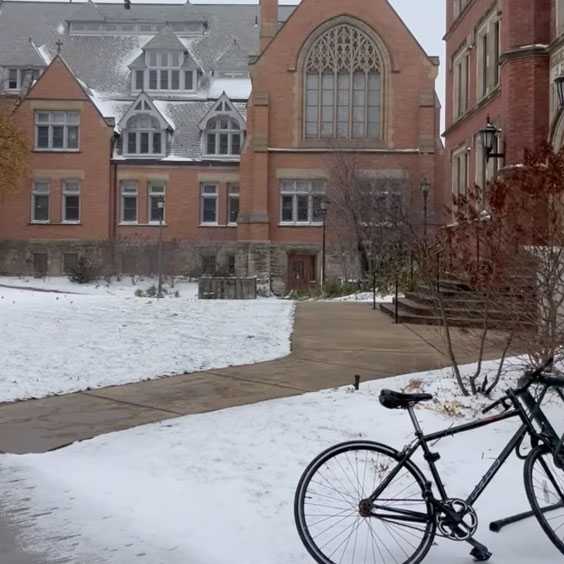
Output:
[[0, 1, 296, 162]]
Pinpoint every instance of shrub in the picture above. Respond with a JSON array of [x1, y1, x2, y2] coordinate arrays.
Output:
[[68, 256, 99, 284]]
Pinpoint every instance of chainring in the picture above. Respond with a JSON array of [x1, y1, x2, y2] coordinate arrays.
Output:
[[437, 499, 478, 541]]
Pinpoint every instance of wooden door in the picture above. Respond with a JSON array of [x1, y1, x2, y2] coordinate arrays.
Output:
[[33, 253, 48, 278], [288, 254, 316, 291]]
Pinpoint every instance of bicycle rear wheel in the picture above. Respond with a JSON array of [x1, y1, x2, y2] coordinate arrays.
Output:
[[524, 446, 564, 554], [294, 441, 436, 564]]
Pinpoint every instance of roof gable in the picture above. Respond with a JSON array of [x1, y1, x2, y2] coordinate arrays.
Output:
[[214, 38, 248, 73], [198, 92, 246, 130], [117, 91, 174, 132], [26, 56, 89, 100], [142, 26, 185, 52]]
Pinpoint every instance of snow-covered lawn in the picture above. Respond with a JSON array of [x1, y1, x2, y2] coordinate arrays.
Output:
[[0, 361, 562, 563], [0, 277, 294, 403]]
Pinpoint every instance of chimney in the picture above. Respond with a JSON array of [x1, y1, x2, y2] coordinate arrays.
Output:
[[260, 0, 278, 52]]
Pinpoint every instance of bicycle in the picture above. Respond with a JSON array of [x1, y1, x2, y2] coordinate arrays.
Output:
[[294, 357, 564, 563]]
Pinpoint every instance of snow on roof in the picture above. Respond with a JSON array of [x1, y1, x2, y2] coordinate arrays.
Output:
[[209, 78, 251, 100]]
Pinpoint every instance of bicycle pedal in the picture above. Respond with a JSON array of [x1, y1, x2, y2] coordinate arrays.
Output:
[[470, 547, 492, 562]]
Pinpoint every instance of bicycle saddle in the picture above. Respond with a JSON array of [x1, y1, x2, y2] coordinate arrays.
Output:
[[379, 389, 433, 410]]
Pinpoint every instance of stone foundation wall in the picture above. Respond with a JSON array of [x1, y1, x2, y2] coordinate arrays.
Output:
[[0, 239, 352, 295]]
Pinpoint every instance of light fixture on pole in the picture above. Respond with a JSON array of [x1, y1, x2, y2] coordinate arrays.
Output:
[[156, 198, 165, 299], [555, 74, 564, 109], [320, 199, 329, 291], [420, 177, 431, 243], [479, 116, 505, 162]]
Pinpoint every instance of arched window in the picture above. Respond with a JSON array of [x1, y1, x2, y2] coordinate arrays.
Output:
[[304, 24, 382, 140], [124, 114, 164, 156], [205, 117, 243, 156]]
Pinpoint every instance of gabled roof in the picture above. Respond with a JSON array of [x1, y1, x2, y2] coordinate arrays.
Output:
[[214, 38, 249, 73], [0, 36, 47, 67], [198, 92, 246, 130], [141, 25, 185, 52], [117, 91, 175, 132]]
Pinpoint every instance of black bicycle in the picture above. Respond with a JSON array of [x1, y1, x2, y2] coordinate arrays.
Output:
[[294, 358, 564, 563]]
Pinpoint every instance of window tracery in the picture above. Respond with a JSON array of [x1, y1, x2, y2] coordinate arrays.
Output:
[[304, 24, 383, 140]]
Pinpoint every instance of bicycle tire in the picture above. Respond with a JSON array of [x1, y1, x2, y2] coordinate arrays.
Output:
[[294, 441, 436, 564], [524, 446, 564, 555]]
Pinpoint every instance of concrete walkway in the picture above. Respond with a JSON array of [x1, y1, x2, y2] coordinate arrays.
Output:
[[0, 302, 507, 454]]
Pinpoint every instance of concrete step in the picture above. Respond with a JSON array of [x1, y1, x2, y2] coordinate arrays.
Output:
[[379, 302, 536, 330], [395, 297, 533, 322], [404, 291, 537, 311]]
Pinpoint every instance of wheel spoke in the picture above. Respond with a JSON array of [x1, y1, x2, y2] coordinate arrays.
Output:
[[296, 444, 435, 564], [526, 448, 564, 553]]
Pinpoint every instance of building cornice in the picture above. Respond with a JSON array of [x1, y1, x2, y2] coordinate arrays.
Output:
[[500, 44, 549, 63]]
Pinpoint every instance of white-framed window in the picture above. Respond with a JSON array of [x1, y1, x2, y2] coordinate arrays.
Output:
[[7, 68, 19, 90], [135, 49, 198, 93], [558, 0, 564, 34], [280, 179, 326, 225], [62, 179, 80, 223], [120, 180, 138, 223], [5, 68, 39, 91], [31, 180, 50, 223], [304, 24, 382, 139], [453, 0, 470, 20], [35, 111, 80, 151], [205, 117, 243, 157], [476, 13, 501, 100], [228, 183, 240, 225], [148, 181, 166, 223], [200, 183, 218, 224], [453, 48, 469, 119], [356, 180, 403, 226], [124, 114, 164, 157], [452, 147, 469, 198]]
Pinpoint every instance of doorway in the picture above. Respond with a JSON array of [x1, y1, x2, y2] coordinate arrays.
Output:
[[287, 254, 316, 291]]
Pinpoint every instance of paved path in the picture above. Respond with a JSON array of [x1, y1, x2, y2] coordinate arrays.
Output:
[[0, 302, 507, 454]]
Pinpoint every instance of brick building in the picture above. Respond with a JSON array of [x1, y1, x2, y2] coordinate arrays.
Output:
[[444, 0, 560, 200], [0, 0, 443, 294]]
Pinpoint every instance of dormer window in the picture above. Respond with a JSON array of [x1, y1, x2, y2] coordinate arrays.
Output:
[[124, 115, 163, 156], [199, 94, 246, 159], [132, 49, 199, 93], [118, 93, 172, 159], [205, 117, 242, 156]]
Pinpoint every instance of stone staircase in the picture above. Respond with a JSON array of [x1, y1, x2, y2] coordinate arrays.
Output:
[[380, 275, 537, 329]]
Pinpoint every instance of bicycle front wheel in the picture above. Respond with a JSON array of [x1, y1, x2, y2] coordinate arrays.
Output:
[[294, 441, 436, 564], [524, 446, 564, 554]]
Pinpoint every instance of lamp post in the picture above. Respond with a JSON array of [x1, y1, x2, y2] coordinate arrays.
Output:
[[479, 116, 505, 163], [156, 198, 165, 299], [420, 177, 431, 244], [555, 75, 564, 109], [320, 199, 329, 291]]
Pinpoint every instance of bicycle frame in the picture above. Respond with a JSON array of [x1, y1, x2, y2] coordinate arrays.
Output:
[[368, 384, 559, 517]]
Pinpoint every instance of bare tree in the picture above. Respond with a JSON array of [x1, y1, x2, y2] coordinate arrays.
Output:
[[419, 144, 564, 397], [326, 151, 411, 289]]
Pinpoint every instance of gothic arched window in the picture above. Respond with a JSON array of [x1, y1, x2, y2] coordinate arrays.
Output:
[[304, 24, 382, 140]]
